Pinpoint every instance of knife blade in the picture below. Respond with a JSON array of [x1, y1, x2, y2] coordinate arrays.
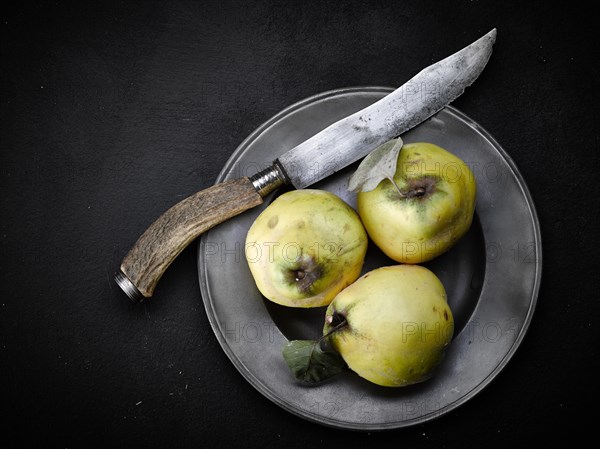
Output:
[[115, 28, 497, 302]]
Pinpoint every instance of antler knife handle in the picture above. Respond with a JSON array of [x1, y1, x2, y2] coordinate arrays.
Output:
[[115, 164, 286, 302]]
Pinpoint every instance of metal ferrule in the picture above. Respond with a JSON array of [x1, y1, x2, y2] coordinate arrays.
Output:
[[114, 270, 144, 303], [249, 163, 288, 197]]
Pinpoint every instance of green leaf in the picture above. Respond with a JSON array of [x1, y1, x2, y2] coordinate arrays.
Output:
[[282, 339, 346, 383], [347, 137, 404, 193]]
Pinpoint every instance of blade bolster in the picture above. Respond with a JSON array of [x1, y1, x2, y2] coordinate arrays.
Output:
[[249, 162, 288, 197]]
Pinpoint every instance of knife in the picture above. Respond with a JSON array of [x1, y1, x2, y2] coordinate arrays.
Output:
[[115, 28, 497, 302]]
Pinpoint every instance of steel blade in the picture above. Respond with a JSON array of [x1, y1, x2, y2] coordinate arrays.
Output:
[[276, 28, 496, 189]]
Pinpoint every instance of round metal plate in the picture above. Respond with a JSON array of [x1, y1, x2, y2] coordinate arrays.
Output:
[[198, 86, 542, 430]]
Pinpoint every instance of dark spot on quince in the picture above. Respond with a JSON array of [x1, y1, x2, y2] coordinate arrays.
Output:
[[267, 215, 278, 229]]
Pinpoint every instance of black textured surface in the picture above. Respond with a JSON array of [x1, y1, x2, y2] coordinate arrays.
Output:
[[1, 1, 598, 447]]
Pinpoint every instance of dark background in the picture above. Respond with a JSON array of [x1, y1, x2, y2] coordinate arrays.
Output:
[[1, 1, 598, 447]]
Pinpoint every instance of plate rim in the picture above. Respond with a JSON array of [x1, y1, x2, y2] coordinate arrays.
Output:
[[198, 86, 542, 430]]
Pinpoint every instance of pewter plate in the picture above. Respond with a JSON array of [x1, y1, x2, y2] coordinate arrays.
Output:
[[198, 87, 542, 430]]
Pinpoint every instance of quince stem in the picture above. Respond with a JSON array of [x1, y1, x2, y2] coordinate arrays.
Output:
[[322, 315, 348, 342], [388, 176, 407, 199]]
